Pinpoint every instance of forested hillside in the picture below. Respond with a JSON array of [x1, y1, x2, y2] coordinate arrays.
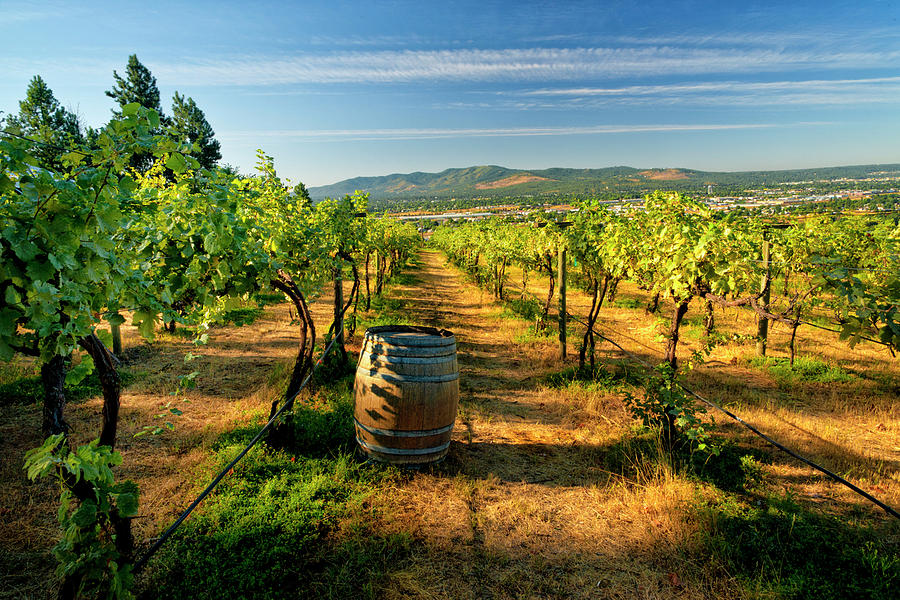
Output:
[[309, 163, 900, 203]]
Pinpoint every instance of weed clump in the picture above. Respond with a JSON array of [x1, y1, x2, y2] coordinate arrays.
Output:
[[750, 356, 854, 385], [544, 364, 641, 391], [502, 296, 543, 321], [217, 307, 264, 326]]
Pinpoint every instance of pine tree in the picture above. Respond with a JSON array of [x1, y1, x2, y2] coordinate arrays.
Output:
[[105, 55, 166, 171], [170, 92, 221, 170], [293, 182, 312, 207], [105, 54, 165, 119], [4, 75, 83, 168]]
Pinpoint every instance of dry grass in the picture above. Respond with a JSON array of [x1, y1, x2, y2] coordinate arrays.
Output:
[[0, 293, 369, 599], [364, 250, 899, 598], [1, 249, 898, 599]]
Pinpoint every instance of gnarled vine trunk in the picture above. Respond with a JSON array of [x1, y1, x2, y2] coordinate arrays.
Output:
[[78, 334, 121, 449], [41, 354, 68, 438], [578, 274, 612, 370], [703, 299, 715, 339], [364, 252, 372, 310], [271, 273, 316, 417], [539, 254, 555, 330], [665, 297, 691, 371]]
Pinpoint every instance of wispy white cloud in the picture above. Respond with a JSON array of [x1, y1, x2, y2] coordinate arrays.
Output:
[[218, 122, 822, 142], [0, 0, 80, 23], [147, 46, 900, 86], [608, 29, 900, 49], [498, 76, 900, 108], [6, 43, 896, 87], [523, 76, 900, 96]]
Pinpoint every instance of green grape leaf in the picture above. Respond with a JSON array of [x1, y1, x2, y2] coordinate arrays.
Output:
[[115, 492, 139, 518], [71, 499, 98, 528], [105, 312, 126, 326], [166, 153, 188, 174], [65, 355, 95, 386], [131, 310, 157, 340], [4, 286, 21, 305], [0, 307, 20, 336]]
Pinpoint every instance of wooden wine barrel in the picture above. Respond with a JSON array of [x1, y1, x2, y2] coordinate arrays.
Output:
[[354, 325, 458, 465]]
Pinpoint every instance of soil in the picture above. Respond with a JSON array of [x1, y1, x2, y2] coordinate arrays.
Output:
[[638, 169, 689, 181], [475, 174, 554, 190]]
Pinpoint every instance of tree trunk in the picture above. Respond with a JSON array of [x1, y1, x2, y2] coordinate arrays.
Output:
[[646, 292, 660, 314], [578, 277, 600, 370], [41, 354, 68, 438], [330, 262, 360, 352], [78, 334, 121, 449], [332, 267, 346, 362], [376, 252, 387, 295], [539, 255, 555, 330], [59, 336, 130, 599], [789, 306, 801, 367], [578, 275, 612, 371], [665, 298, 692, 371], [349, 265, 361, 340], [703, 299, 715, 339], [364, 252, 372, 310], [660, 297, 690, 450], [270, 274, 316, 418], [606, 277, 619, 303], [558, 247, 566, 360], [756, 239, 772, 357]]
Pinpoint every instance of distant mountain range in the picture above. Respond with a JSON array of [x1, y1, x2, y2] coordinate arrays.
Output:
[[307, 163, 900, 200]]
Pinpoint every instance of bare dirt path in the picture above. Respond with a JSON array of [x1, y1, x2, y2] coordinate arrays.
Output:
[[371, 250, 701, 600]]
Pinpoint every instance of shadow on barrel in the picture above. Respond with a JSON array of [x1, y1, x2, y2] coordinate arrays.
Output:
[[354, 325, 459, 465]]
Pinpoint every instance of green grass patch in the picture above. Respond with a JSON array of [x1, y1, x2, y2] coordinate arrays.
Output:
[[217, 307, 264, 326], [601, 429, 766, 492], [610, 297, 643, 309], [0, 357, 38, 386], [513, 323, 557, 344], [356, 295, 414, 331], [253, 292, 287, 306], [501, 296, 543, 322], [697, 493, 899, 599], [142, 380, 410, 600], [0, 370, 135, 407], [544, 364, 642, 392], [687, 442, 769, 493], [388, 269, 421, 286], [749, 356, 854, 385]]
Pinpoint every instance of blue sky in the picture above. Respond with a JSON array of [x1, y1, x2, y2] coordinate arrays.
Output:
[[2, 0, 899, 187]]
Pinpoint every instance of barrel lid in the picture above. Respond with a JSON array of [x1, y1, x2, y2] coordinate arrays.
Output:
[[364, 325, 455, 346]]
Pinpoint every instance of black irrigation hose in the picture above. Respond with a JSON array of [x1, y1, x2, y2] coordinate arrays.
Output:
[[566, 311, 900, 520], [132, 336, 339, 574]]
